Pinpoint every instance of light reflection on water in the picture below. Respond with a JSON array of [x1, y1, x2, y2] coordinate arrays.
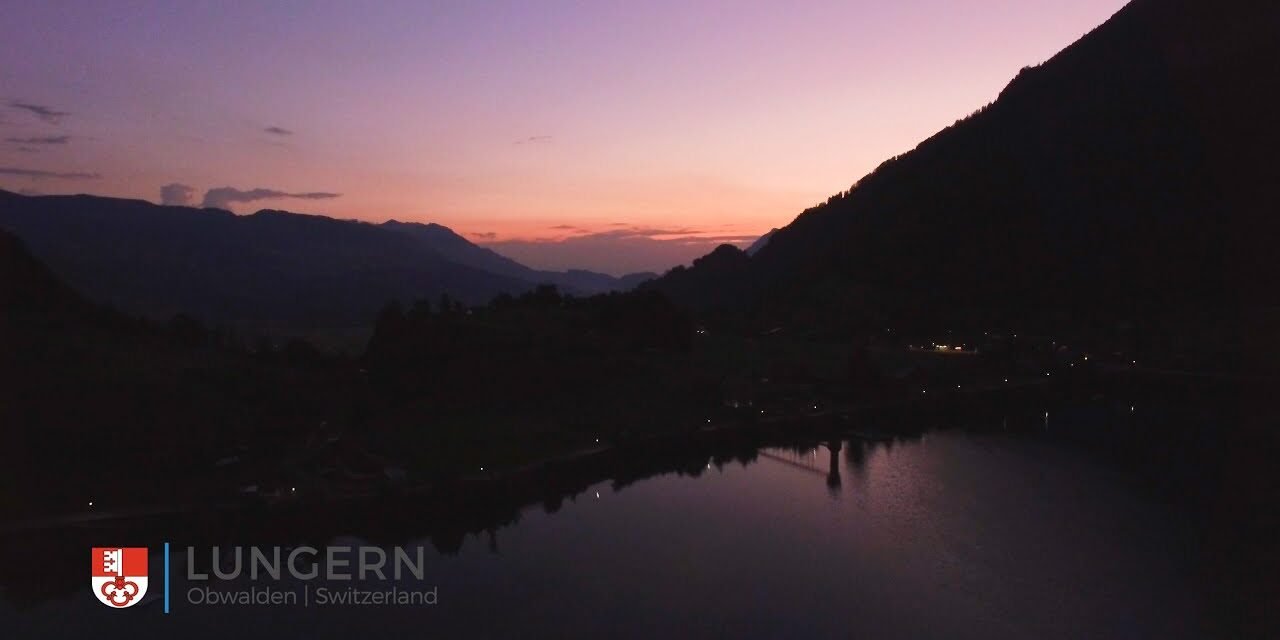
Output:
[[3, 431, 1205, 639]]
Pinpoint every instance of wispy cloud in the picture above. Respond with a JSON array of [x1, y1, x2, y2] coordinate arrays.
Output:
[[264, 126, 293, 136], [160, 183, 196, 206], [546, 226, 706, 240], [548, 224, 585, 231], [200, 186, 341, 210], [0, 166, 99, 180], [514, 135, 552, 145], [8, 101, 70, 123], [6, 135, 70, 145], [481, 226, 759, 275], [469, 231, 498, 240]]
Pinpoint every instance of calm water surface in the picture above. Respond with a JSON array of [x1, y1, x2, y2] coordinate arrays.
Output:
[[4, 430, 1206, 639]]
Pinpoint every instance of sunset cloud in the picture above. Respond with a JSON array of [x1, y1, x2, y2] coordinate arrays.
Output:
[[200, 186, 341, 210], [160, 183, 196, 206], [6, 135, 69, 145], [601, 226, 705, 238], [8, 101, 69, 123], [264, 126, 293, 136], [514, 135, 552, 145], [0, 166, 99, 180], [548, 224, 587, 233]]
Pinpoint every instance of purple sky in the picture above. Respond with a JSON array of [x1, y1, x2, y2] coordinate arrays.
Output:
[[1, 0, 1128, 274]]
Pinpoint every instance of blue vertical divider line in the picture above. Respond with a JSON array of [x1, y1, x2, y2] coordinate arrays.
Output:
[[164, 542, 170, 614]]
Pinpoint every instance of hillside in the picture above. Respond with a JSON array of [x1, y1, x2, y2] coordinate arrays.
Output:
[[650, 0, 1280, 346], [0, 223, 85, 315], [0, 227, 357, 514]]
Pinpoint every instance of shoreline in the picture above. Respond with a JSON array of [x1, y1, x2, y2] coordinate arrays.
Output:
[[4, 363, 1256, 535]]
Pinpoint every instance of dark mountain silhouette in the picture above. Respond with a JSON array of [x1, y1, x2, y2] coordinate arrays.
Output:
[[745, 228, 777, 256], [0, 225, 359, 513], [649, 0, 1280, 341], [0, 223, 691, 517], [0, 190, 645, 328], [382, 219, 655, 294], [556, 268, 659, 293], [382, 219, 534, 279], [616, 271, 660, 289], [0, 225, 85, 315], [650, 244, 754, 312]]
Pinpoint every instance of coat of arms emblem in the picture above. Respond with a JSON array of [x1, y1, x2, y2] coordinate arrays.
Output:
[[91, 547, 149, 608]]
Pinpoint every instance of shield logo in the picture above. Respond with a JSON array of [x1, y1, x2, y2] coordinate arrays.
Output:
[[91, 547, 149, 608]]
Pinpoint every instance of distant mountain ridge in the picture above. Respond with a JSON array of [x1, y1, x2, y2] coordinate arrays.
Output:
[[381, 220, 655, 294], [0, 190, 650, 328]]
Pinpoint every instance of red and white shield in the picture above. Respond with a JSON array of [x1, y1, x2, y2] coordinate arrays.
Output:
[[91, 547, 149, 608]]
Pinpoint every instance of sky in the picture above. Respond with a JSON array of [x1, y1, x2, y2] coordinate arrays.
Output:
[[0, 0, 1128, 275]]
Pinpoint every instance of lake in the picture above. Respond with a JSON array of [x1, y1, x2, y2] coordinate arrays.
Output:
[[1, 416, 1215, 639]]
